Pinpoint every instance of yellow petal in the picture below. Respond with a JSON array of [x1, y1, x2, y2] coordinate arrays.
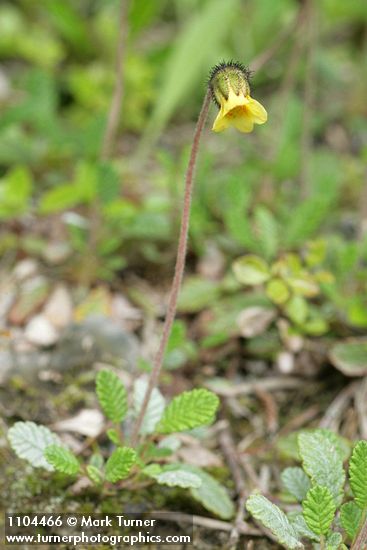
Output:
[[246, 97, 267, 124], [220, 88, 248, 117], [231, 114, 254, 133], [212, 87, 267, 133], [212, 109, 230, 132]]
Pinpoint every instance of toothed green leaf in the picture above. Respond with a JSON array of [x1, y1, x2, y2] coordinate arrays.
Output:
[[349, 440, 367, 509], [86, 465, 104, 485], [44, 445, 80, 476], [105, 447, 136, 483], [288, 513, 320, 542], [8, 421, 60, 471], [298, 430, 345, 504], [282, 467, 311, 502], [232, 255, 271, 285], [106, 428, 120, 445], [302, 485, 336, 536], [145, 464, 202, 488], [133, 378, 165, 435], [96, 369, 127, 423], [246, 494, 304, 549], [340, 501, 362, 541], [157, 389, 219, 434], [184, 465, 235, 520], [325, 531, 343, 549]]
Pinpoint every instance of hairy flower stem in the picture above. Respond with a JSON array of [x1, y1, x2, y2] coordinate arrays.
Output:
[[352, 512, 367, 550], [130, 90, 211, 447]]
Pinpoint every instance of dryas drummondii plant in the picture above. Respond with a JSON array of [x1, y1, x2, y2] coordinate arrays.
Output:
[[8, 62, 266, 518], [246, 430, 367, 550], [131, 60, 267, 445]]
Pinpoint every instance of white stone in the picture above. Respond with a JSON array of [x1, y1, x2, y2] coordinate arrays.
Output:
[[12, 259, 39, 281], [43, 285, 73, 328], [25, 314, 59, 347], [276, 351, 294, 374]]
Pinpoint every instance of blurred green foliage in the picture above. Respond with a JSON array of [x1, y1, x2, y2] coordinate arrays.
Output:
[[0, 0, 366, 349]]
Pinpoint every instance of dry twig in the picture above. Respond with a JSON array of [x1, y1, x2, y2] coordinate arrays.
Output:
[[207, 376, 304, 397], [300, 0, 317, 199], [319, 382, 358, 431], [219, 423, 248, 549], [355, 377, 367, 439], [86, 0, 130, 282], [250, 3, 305, 73], [153, 511, 261, 537], [101, 0, 130, 159]]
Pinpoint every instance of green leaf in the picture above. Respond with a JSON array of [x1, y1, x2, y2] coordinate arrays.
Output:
[[340, 501, 362, 540], [164, 320, 197, 370], [246, 494, 304, 549], [284, 296, 309, 325], [302, 316, 329, 336], [146, 464, 202, 489], [106, 428, 120, 445], [39, 182, 84, 213], [277, 432, 301, 460], [277, 429, 350, 463], [44, 445, 80, 476], [349, 440, 367, 509], [133, 378, 165, 435], [86, 465, 104, 485], [89, 453, 104, 470], [266, 278, 290, 304], [222, 175, 256, 249], [105, 447, 136, 483], [0, 166, 33, 219], [96, 369, 127, 423], [177, 276, 221, 313], [183, 465, 235, 520], [45, 0, 89, 51], [157, 389, 219, 434], [8, 421, 60, 471], [40, 162, 97, 214], [298, 430, 345, 504], [329, 340, 367, 377], [317, 429, 351, 462], [284, 151, 341, 247], [302, 485, 336, 536], [232, 255, 271, 286], [325, 531, 343, 549], [158, 435, 181, 452], [288, 513, 320, 542], [96, 162, 121, 205], [287, 275, 319, 298], [281, 467, 311, 502], [253, 206, 280, 260]]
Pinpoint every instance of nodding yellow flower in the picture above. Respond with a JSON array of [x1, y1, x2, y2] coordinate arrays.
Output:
[[209, 61, 267, 133]]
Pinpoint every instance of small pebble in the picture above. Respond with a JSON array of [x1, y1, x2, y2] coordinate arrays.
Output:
[[25, 314, 59, 347]]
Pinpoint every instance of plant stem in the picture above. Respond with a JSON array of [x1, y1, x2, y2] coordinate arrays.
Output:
[[85, 0, 129, 284], [130, 90, 211, 447], [300, 0, 316, 200], [101, 0, 129, 159], [352, 510, 367, 550]]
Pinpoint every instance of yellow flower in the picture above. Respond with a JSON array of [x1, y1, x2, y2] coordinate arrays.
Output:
[[209, 61, 267, 133]]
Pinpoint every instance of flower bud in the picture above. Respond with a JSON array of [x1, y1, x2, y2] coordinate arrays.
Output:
[[208, 61, 267, 133]]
